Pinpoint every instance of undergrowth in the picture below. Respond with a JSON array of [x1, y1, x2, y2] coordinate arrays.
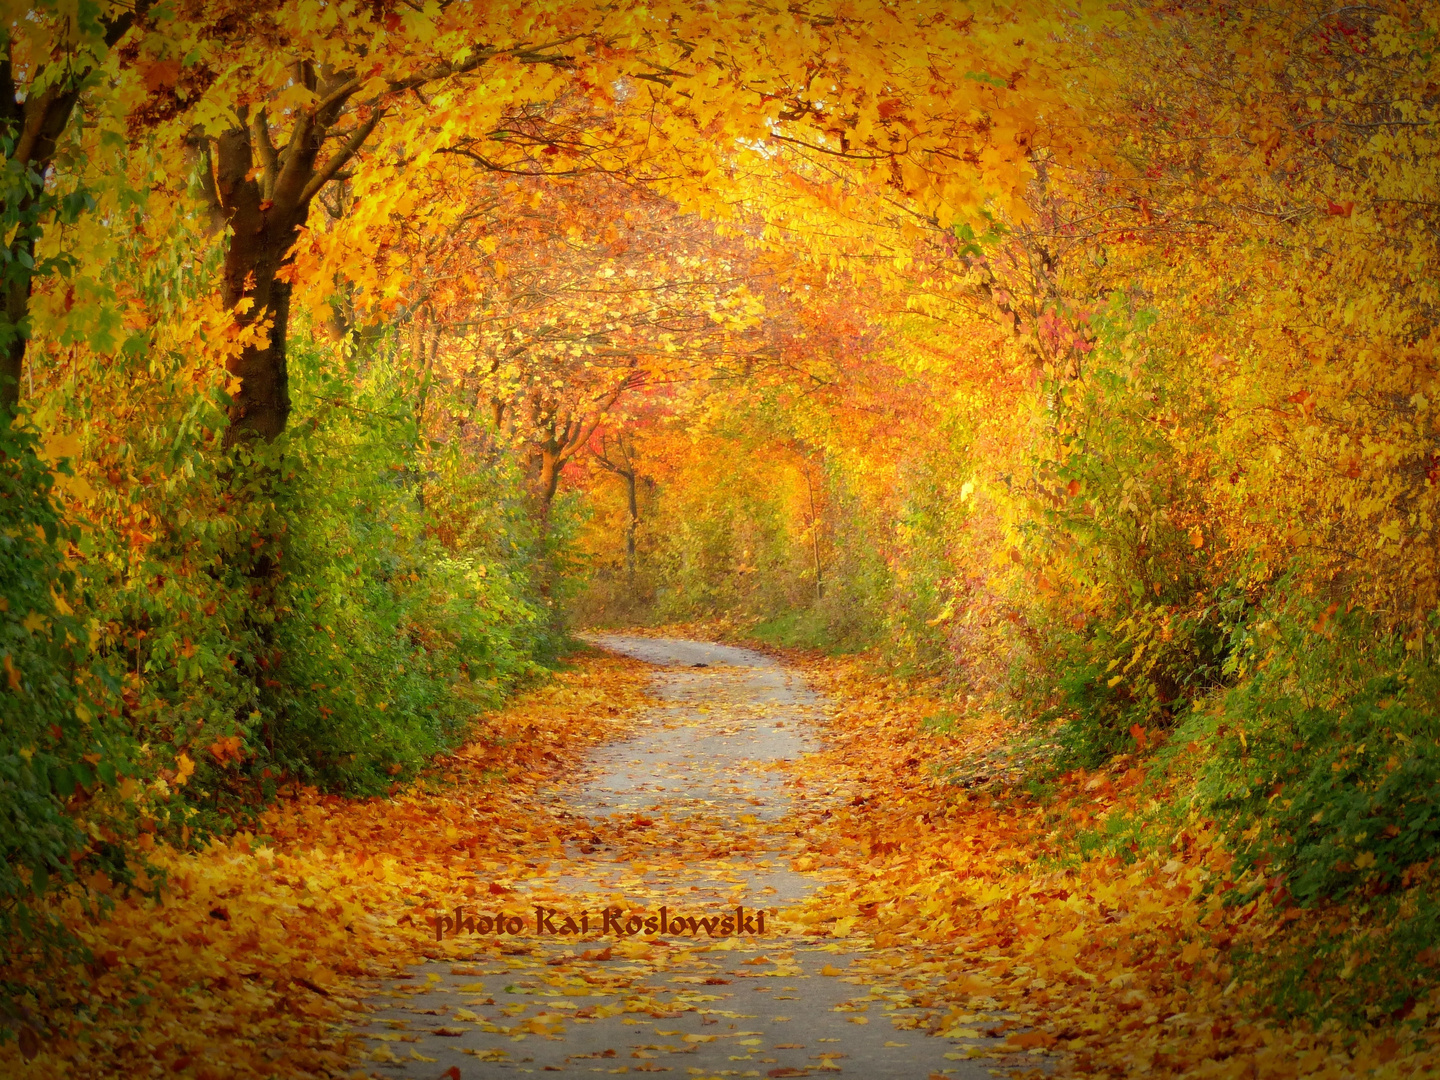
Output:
[[1005, 591, 1440, 1027]]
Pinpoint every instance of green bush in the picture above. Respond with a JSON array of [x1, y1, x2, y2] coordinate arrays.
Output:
[[20, 320, 555, 840], [0, 424, 145, 971], [1154, 597, 1440, 1023], [1197, 601, 1440, 905], [261, 376, 546, 793], [1045, 590, 1247, 770]]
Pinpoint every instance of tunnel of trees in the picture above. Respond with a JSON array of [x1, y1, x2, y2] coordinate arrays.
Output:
[[1, 1, 1438, 1074]]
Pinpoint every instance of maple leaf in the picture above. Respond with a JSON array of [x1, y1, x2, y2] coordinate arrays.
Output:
[[142, 60, 182, 93]]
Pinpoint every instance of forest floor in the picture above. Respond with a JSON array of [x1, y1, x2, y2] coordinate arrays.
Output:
[[9, 636, 1437, 1078]]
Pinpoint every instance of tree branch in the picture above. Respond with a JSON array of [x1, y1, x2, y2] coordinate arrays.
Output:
[[300, 108, 384, 205], [251, 108, 280, 200]]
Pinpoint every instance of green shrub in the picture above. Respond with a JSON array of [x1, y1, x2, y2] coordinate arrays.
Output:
[[261, 401, 545, 793], [0, 424, 148, 977], [1157, 597, 1440, 1023], [1198, 601, 1440, 905], [1063, 595, 1243, 765]]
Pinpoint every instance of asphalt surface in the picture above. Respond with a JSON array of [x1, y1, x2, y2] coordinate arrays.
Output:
[[353, 636, 1003, 1079]]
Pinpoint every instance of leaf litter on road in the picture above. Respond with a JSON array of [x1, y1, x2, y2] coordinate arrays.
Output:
[[6, 638, 1437, 1078]]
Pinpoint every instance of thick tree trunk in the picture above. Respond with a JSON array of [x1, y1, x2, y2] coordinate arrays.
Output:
[[0, 78, 86, 416], [1, 273, 33, 415], [204, 70, 383, 446], [533, 443, 564, 541], [212, 128, 308, 445]]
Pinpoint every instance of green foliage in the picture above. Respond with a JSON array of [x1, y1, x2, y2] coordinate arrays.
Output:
[[751, 608, 835, 650], [1195, 600, 1440, 906], [1044, 592, 1246, 769], [1025, 295, 1217, 603], [1232, 824, 1440, 1028], [0, 424, 141, 966], [1233, 884, 1440, 1027], [255, 336, 546, 795], [802, 494, 888, 652], [1001, 298, 1246, 767], [0, 121, 94, 381], [8, 316, 554, 854], [868, 450, 966, 673], [1103, 596, 1440, 1024]]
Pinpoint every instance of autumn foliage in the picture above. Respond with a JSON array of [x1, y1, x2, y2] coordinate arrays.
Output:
[[0, 0, 1437, 1074]]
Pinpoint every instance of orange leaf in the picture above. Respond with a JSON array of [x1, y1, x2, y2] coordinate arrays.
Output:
[[142, 60, 182, 93], [1007, 1030, 1057, 1049]]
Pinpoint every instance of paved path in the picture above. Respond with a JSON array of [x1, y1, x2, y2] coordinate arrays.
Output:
[[355, 637, 999, 1079]]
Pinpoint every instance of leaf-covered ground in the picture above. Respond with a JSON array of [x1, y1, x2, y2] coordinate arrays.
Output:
[[2, 648, 655, 1078], [6, 640, 1437, 1078]]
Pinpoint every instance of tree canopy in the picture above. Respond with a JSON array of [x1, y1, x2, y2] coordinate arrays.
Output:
[[2, 0, 1439, 1073]]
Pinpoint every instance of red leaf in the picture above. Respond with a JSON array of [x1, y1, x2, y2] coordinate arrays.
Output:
[[143, 60, 182, 93]]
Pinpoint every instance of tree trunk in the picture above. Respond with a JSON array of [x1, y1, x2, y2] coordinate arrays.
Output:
[[533, 442, 564, 542], [623, 467, 638, 586], [1, 259, 34, 416], [804, 462, 824, 602], [213, 128, 309, 445]]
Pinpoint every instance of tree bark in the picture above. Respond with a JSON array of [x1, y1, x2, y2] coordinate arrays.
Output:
[[624, 467, 638, 585], [213, 127, 304, 443], [804, 461, 824, 602], [533, 441, 564, 540], [208, 82, 382, 445], [204, 39, 567, 447]]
